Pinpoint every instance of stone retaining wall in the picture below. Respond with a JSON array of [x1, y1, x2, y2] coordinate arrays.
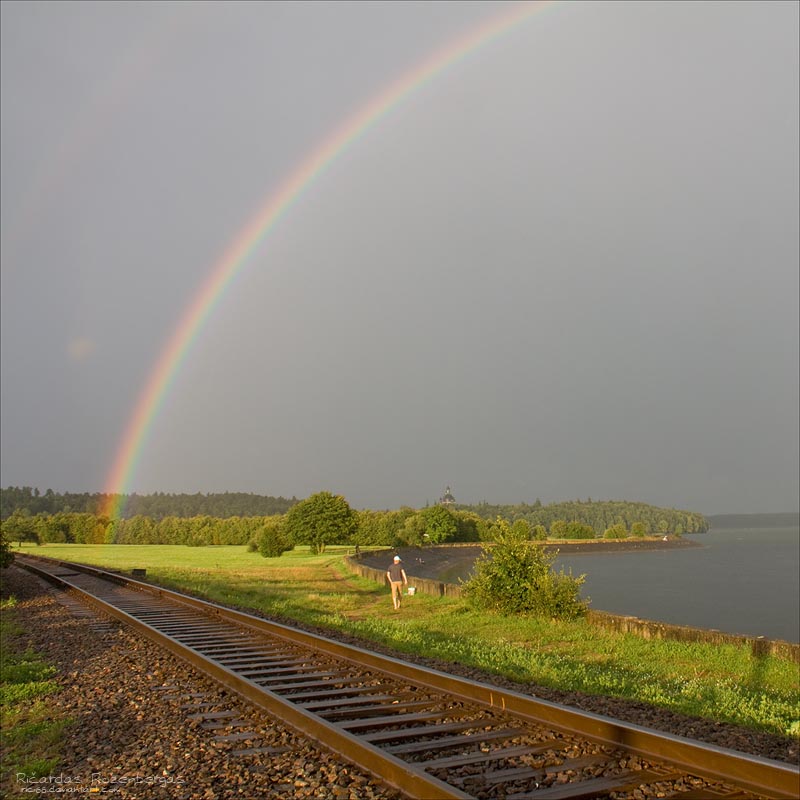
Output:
[[586, 609, 799, 662], [346, 555, 463, 598], [344, 554, 799, 662]]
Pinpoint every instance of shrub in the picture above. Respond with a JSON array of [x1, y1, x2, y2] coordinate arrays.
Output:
[[565, 521, 595, 539], [461, 519, 587, 620], [511, 519, 531, 540], [532, 525, 547, 541], [258, 519, 293, 558], [0, 531, 13, 568], [603, 523, 628, 539], [631, 521, 647, 538]]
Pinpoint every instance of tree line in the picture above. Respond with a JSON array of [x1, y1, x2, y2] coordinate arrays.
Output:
[[1, 491, 707, 553], [455, 499, 708, 536], [2, 487, 706, 536], [0, 487, 297, 520]]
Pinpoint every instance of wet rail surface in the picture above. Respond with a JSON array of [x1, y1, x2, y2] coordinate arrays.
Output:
[[17, 555, 800, 800]]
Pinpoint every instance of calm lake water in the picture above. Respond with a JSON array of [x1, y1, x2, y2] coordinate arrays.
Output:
[[552, 527, 799, 642]]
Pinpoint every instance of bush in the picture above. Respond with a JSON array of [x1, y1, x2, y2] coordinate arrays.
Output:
[[0, 532, 13, 568], [603, 523, 628, 539], [510, 519, 531, 540], [565, 521, 595, 539], [258, 519, 293, 558], [461, 519, 587, 620]]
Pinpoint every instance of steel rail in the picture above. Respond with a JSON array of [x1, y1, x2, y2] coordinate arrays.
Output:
[[17, 554, 800, 799], [17, 556, 468, 800]]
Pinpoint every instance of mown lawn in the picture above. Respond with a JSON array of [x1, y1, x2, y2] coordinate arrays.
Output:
[[15, 543, 800, 737]]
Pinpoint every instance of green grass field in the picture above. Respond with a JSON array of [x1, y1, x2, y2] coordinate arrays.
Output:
[[13, 543, 800, 737]]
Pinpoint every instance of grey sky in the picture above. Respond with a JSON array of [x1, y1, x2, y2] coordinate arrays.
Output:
[[1, 1, 798, 514]]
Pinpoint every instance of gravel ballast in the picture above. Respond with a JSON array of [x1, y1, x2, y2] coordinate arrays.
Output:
[[2, 563, 797, 800], [2, 566, 402, 800]]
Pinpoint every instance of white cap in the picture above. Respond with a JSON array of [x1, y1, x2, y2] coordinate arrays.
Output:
[[393, 555, 401, 562]]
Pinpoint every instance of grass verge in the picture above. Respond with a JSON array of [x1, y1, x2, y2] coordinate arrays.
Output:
[[0, 594, 70, 798], [17, 543, 800, 738]]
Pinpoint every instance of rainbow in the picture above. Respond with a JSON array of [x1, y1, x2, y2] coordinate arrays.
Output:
[[101, 1, 555, 520]]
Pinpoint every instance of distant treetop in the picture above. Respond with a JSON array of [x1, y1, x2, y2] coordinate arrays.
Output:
[[0, 486, 298, 520]]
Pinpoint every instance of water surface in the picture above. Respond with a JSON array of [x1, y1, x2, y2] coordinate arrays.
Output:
[[552, 527, 799, 641]]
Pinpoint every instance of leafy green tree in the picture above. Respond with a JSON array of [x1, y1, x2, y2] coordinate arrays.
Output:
[[36, 513, 70, 543], [631, 521, 647, 538], [420, 505, 458, 544], [485, 516, 511, 542], [104, 521, 117, 544], [67, 513, 106, 544], [354, 509, 412, 547], [1, 511, 39, 546], [510, 519, 531, 540], [461, 518, 587, 619], [398, 512, 426, 547], [532, 524, 547, 541], [354, 510, 384, 547], [284, 491, 357, 554], [549, 519, 568, 539], [452, 510, 489, 542]]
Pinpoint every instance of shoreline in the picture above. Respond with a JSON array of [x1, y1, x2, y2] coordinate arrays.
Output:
[[352, 542, 799, 658], [542, 537, 702, 554], [360, 537, 702, 575]]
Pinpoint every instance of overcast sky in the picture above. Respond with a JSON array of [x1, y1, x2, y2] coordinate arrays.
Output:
[[2, 1, 798, 515]]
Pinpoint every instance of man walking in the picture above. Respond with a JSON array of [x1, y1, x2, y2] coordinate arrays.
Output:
[[386, 555, 408, 611]]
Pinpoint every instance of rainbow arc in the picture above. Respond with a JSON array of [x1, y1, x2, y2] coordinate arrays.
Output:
[[102, 1, 555, 520]]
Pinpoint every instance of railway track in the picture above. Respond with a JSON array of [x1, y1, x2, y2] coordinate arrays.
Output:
[[16, 554, 799, 800]]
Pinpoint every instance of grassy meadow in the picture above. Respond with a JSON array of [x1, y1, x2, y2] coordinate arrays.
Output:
[[12, 543, 800, 738]]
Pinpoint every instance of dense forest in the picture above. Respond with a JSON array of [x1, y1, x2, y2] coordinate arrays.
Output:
[[0, 487, 297, 520], [456, 499, 708, 535]]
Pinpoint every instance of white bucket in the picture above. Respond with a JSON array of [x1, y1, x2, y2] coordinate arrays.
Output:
[[407, 587, 416, 596]]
